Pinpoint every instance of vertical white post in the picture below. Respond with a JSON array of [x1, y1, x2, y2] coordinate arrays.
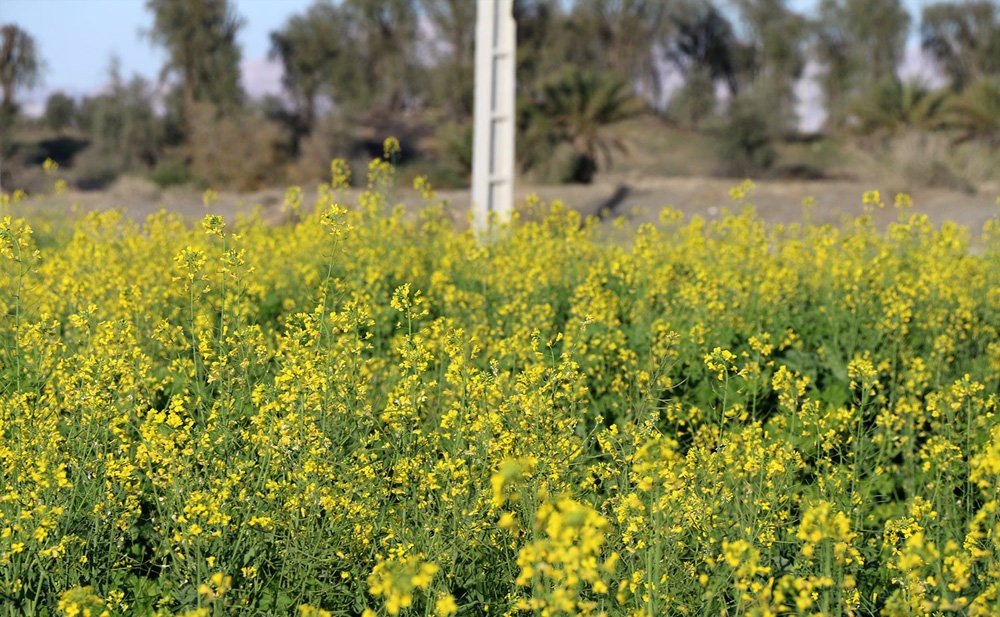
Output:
[[472, 0, 516, 233]]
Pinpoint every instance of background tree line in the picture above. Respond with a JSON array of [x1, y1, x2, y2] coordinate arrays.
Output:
[[2, 0, 999, 191]]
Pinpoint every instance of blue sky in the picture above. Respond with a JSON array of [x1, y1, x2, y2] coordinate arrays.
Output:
[[1, 0, 946, 113], [0, 0, 315, 107]]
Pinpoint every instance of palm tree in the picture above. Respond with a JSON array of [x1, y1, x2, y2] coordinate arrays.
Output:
[[941, 77, 1000, 146], [848, 77, 950, 135], [519, 68, 646, 183]]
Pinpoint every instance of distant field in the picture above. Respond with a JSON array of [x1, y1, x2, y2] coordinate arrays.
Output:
[[21, 171, 1000, 242], [8, 114, 1000, 230]]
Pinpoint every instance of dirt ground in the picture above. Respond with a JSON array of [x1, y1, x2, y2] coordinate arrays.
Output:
[[19, 172, 1000, 240]]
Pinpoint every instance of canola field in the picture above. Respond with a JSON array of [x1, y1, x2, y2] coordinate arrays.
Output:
[[1, 161, 999, 616]]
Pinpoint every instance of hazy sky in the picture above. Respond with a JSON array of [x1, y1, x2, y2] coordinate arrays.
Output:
[[1, 0, 947, 117], [0, 0, 315, 105]]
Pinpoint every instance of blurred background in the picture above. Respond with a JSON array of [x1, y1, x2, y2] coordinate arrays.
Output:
[[1, 0, 998, 216]]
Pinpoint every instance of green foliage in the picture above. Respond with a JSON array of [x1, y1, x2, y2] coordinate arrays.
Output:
[[714, 98, 778, 176], [419, 0, 477, 117], [183, 102, 287, 190], [149, 158, 193, 188], [663, 2, 741, 103], [666, 69, 718, 128], [76, 61, 162, 177], [72, 155, 122, 190], [339, 0, 422, 113], [270, 0, 423, 122], [565, 0, 668, 105], [269, 2, 353, 133], [437, 120, 473, 182], [519, 69, 645, 183], [0, 23, 42, 114], [42, 91, 75, 133], [146, 0, 244, 111], [815, 0, 912, 128], [848, 77, 951, 136], [942, 77, 1000, 146], [730, 0, 810, 132], [513, 0, 580, 90], [921, 1, 1000, 91]]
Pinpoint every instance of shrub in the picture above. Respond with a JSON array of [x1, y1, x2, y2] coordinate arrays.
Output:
[[150, 159, 193, 188], [714, 99, 778, 176]]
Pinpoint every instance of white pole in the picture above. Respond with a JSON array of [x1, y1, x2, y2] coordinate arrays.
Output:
[[472, 0, 516, 233]]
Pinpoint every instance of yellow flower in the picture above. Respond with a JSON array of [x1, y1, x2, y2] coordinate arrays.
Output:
[[368, 553, 438, 615], [298, 605, 332, 617], [383, 136, 401, 159], [435, 593, 458, 616], [57, 587, 108, 617], [201, 214, 225, 238]]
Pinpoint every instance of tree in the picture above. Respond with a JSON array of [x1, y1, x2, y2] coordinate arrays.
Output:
[[816, 0, 912, 128], [78, 60, 162, 171], [730, 0, 810, 132], [339, 0, 422, 114], [848, 76, 949, 135], [145, 0, 244, 111], [513, 1, 580, 91], [661, 1, 742, 125], [419, 0, 477, 117], [270, 2, 353, 133], [520, 68, 645, 183], [44, 92, 75, 133], [941, 77, 1000, 145], [715, 97, 778, 176], [273, 0, 422, 117], [0, 24, 42, 114], [664, 2, 740, 93], [184, 101, 286, 189], [567, 1, 668, 106], [921, 1, 1000, 91]]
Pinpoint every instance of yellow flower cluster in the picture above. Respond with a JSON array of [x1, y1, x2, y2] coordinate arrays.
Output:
[[796, 501, 860, 566], [514, 496, 617, 615], [57, 587, 109, 617], [1, 163, 999, 615], [367, 550, 439, 615]]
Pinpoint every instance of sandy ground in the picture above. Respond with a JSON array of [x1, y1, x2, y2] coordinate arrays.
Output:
[[18, 173, 1000, 238]]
